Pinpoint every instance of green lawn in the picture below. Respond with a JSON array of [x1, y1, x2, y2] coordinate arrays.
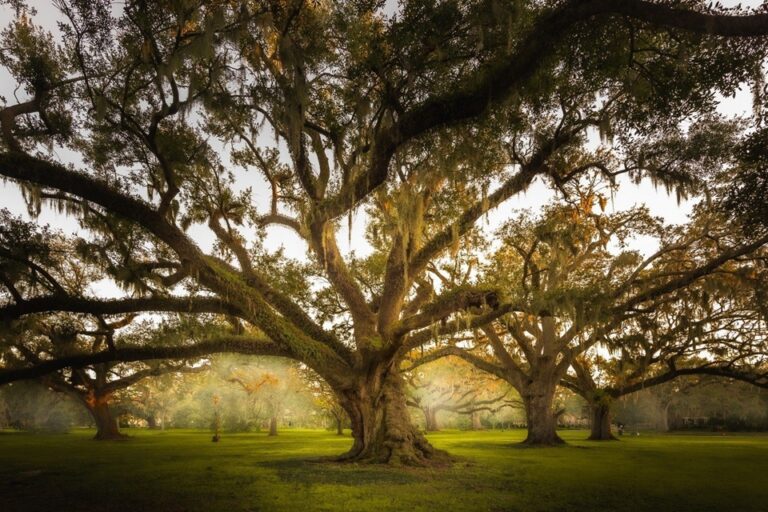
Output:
[[1, 428, 766, 512]]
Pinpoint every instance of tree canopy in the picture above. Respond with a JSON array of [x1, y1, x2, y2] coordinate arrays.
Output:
[[2, 0, 768, 464]]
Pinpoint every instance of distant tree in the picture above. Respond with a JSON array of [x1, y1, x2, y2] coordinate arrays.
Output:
[[11, 318, 205, 439], [405, 356, 513, 431], [122, 371, 195, 429], [225, 358, 308, 435], [566, 227, 768, 440], [614, 377, 768, 432]]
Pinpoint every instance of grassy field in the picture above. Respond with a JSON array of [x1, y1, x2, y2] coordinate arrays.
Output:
[[1, 428, 766, 512]]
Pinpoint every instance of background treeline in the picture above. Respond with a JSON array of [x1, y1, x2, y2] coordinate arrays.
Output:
[[614, 378, 768, 432], [3, 356, 766, 435]]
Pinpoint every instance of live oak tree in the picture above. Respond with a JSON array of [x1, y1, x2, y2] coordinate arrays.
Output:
[[563, 154, 768, 440], [405, 355, 514, 432], [417, 188, 768, 445], [566, 249, 768, 440], [3, 313, 213, 439], [0, 212, 210, 438], [2, 0, 768, 463], [45, 352, 202, 439]]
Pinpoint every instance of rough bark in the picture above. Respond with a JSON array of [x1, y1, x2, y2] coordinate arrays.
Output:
[[86, 399, 126, 440], [521, 384, 563, 445], [268, 416, 278, 436], [337, 368, 449, 466], [587, 402, 617, 441]]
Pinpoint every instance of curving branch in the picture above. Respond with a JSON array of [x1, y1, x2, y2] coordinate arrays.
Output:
[[406, 346, 509, 381], [616, 232, 768, 313], [0, 295, 242, 321], [400, 303, 516, 353], [0, 335, 289, 386], [101, 362, 208, 395], [319, 0, 768, 221], [400, 0, 768, 143], [409, 121, 593, 279], [394, 287, 501, 338], [308, 222, 376, 340], [607, 364, 768, 398], [0, 153, 203, 261]]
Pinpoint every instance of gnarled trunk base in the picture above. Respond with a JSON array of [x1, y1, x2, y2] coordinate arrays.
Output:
[[338, 370, 450, 466], [521, 388, 563, 446]]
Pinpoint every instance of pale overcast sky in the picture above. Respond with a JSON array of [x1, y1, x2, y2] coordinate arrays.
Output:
[[0, 0, 761, 295]]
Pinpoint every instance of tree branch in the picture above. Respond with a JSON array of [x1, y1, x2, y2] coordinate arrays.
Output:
[[0, 335, 288, 386], [0, 295, 241, 321]]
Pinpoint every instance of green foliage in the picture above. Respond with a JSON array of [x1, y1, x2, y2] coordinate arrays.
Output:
[[0, 15, 64, 93], [723, 126, 768, 229], [2, 3, 768, 461], [484, 194, 661, 323]]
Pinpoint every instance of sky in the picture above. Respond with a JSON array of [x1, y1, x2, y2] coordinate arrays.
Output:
[[0, 0, 762, 299]]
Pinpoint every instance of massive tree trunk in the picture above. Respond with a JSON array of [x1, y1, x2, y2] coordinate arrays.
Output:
[[337, 368, 448, 466], [521, 383, 563, 445], [86, 398, 126, 440], [587, 401, 616, 441], [424, 406, 440, 432], [268, 416, 278, 436]]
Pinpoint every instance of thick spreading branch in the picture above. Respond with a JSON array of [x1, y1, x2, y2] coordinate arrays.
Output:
[[0, 295, 240, 321], [407, 347, 508, 381], [0, 335, 287, 386]]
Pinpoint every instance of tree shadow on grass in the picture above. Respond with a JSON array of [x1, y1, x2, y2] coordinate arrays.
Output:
[[507, 442, 594, 450], [257, 458, 423, 486], [446, 441, 512, 450]]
